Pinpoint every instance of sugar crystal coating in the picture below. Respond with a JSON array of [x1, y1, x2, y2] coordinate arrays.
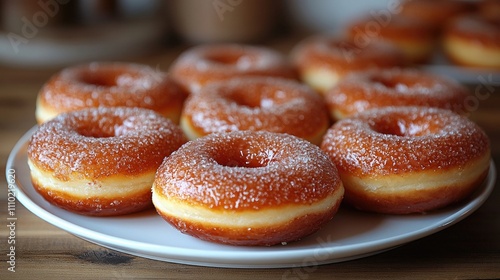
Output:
[[325, 68, 471, 118], [291, 36, 404, 74], [321, 106, 490, 176], [169, 44, 297, 92], [38, 62, 187, 116], [154, 131, 342, 210], [182, 77, 329, 139], [28, 107, 186, 180]]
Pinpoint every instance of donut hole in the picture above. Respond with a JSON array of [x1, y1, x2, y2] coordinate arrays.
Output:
[[205, 51, 256, 69], [224, 84, 289, 109], [370, 75, 419, 90], [75, 125, 115, 138], [77, 69, 140, 88], [371, 118, 433, 137], [74, 117, 136, 138], [213, 147, 273, 168]]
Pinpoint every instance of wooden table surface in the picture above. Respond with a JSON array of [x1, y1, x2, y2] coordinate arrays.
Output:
[[1, 41, 499, 279]]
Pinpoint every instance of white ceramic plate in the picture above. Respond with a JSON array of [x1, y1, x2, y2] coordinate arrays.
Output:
[[7, 126, 497, 268]]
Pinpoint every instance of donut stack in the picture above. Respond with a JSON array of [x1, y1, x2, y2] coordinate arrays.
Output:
[[27, 27, 491, 246]]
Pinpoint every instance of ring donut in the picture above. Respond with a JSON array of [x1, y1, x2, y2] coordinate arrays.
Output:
[[324, 68, 471, 120], [169, 44, 297, 94], [180, 77, 330, 145], [321, 106, 490, 214], [36, 62, 187, 124], [291, 36, 405, 93], [152, 130, 344, 246], [27, 107, 186, 216], [443, 15, 500, 69]]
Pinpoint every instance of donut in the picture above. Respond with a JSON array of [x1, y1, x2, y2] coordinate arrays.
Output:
[[400, 0, 472, 30], [27, 107, 186, 216], [152, 130, 344, 246], [347, 15, 436, 63], [443, 15, 500, 69], [169, 44, 297, 94], [324, 68, 471, 120], [36, 62, 188, 124], [321, 106, 491, 214], [180, 77, 330, 145], [290, 36, 405, 94], [479, 0, 500, 22]]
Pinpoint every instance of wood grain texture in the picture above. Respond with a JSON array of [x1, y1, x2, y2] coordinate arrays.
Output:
[[1, 43, 499, 279]]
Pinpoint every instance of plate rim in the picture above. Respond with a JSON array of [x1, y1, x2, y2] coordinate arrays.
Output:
[[6, 126, 497, 268]]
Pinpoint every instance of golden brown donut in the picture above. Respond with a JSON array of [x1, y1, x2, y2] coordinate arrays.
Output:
[[321, 106, 491, 214], [290, 36, 405, 94], [400, 0, 472, 30], [36, 62, 188, 124], [443, 15, 500, 69], [27, 107, 186, 216], [152, 130, 344, 246], [324, 68, 471, 120], [478, 0, 500, 22], [180, 77, 330, 145], [169, 44, 297, 94], [347, 15, 436, 63]]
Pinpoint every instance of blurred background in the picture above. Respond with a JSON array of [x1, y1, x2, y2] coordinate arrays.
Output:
[[0, 0, 439, 67], [0, 0, 498, 81]]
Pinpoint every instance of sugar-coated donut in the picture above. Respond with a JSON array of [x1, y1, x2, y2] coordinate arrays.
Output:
[[443, 15, 500, 69], [169, 44, 297, 94], [27, 107, 186, 216], [180, 77, 330, 145], [291, 36, 405, 94], [152, 130, 344, 246], [321, 106, 491, 214], [36, 62, 188, 124], [325, 68, 471, 120], [479, 0, 500, 22], [400, 0, 472, 30], [347, 15, 436, 63]]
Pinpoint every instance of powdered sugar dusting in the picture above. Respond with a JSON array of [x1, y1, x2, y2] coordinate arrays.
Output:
[[321, 106, 490, 176], [154, 131, 342, 210], [169, 44, 297, 92], [28, 107, 186, 180], [290, 36, 404, 74], [182, 77, 329, 139], [38, 62, 186, 117], [325, 68, 470, 118]]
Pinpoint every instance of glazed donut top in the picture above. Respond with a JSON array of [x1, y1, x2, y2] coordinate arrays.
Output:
[[325, 68, 470, 117], [28, 107, 186, 180], [154, 131, 342, 210], [291, 36, 405, 73], [169, 44, 297, 93], [38, 62, 187, 113], [321, 106, 490, 176], [446, 15, 500, 47], [182, 77, 329, 139]]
